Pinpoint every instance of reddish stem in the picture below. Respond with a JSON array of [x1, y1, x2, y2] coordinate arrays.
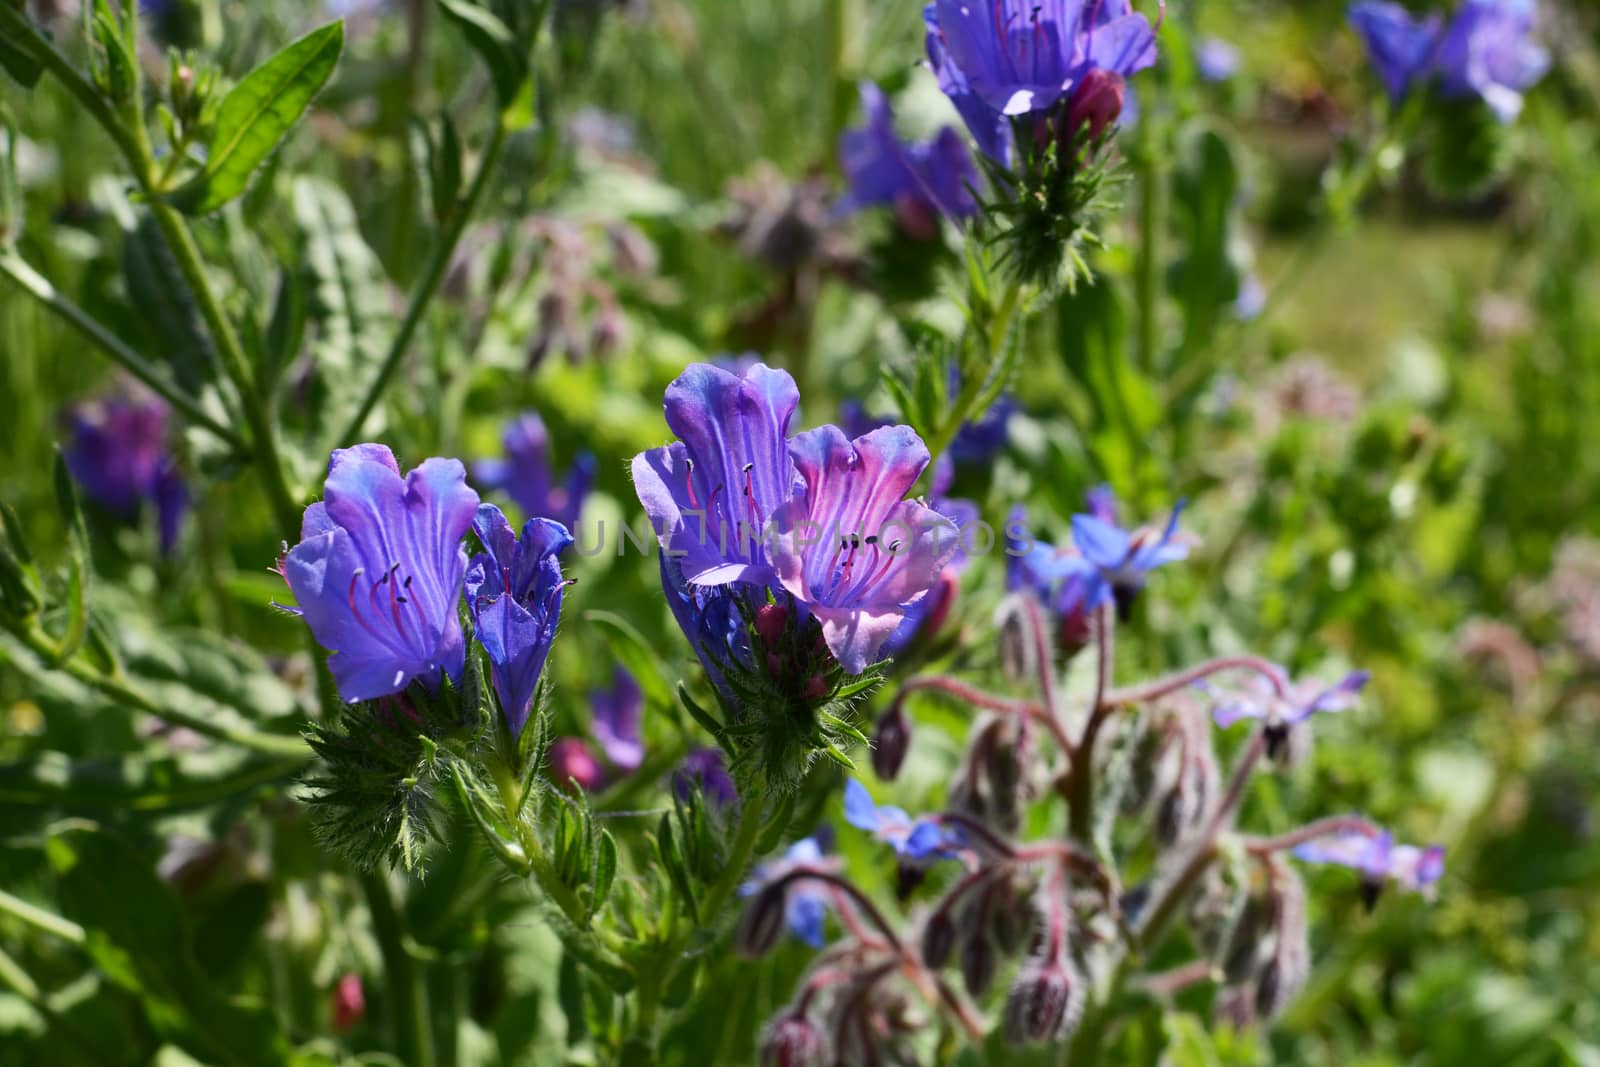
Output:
[[1101, 655, 1289, 709]]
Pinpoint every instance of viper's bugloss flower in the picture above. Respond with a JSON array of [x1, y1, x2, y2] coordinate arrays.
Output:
[[465, 504, 574, 739], [62, 394, 190, 555], [280, 445, 479, 703], [770, 426, 959, 673], [590, 666, 644, 771], [675, 747, 738, 809], [632, 362, 802, 585], [843, 779, 962, 865], [1211, 670, 1371, 731], [474, 413, 596, 530], [740, 836, 834, 948], [1293, 829, 1445, 901], [1349, 0, 1548, 122], [923, 0, 1159, 160], [1068, 487, 1188, 618], [838, 82, 980, 237]]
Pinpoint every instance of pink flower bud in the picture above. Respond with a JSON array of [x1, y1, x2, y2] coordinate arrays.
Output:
[[331, 973, 365, 1032], [756, 603, 790, 648], [1064, 70, 1126, 144], [548, 737, 604, 792], [761, 1013, 827, 1066], [801, 675, 828, 702], [871, 702, 913, 781]]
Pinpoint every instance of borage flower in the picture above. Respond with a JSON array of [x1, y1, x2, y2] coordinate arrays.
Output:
[[843, 779, 963, 867], [62, 393, 190, 555], [770, 426, 959, 673], [739, 836, 835, 948], [590, 666, 645, 771], [474, 413, 596, 530], [465, 504, 574, 739], [1211, 668, 1369, 763], [280, 445, 478, 703], [1068, 486, 1188, 619], [1293, 829, 1445, 906], [837, 82, 980, 238]]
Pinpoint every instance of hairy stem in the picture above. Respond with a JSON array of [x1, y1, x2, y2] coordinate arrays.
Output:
[[1101, 654, 1289, 709]]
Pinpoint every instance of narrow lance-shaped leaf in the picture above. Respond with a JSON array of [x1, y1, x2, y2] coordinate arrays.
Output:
[[436, 0, 528, 108], [166, 22, 345, 215]]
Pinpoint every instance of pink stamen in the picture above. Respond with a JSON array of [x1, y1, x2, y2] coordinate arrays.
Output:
[[683, 459, 700, 509]]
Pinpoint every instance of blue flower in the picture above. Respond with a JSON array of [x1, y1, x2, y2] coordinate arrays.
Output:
[[1196, 36, 1241, 83], [1294, 829, 1445, 899], [62, 394, 190, 556], [474, 413, 595, 531], [590, 666, 644, 771], [740, 836, 834, 948], [1211, 669, 1371, 730], [281, 445, 479, 703], [843, 779, 962, 865], [838, 82, 979, 233], [1068, 486, 1188, 617], [674, 747, 739, 810], [465, 504, 574, 739], [1349, 0, 1548, 122]]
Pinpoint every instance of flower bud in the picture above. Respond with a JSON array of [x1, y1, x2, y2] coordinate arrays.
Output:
[[735, 884, 790, 958], [960, 933, 997, 997], [547, 737, 603, 792], [331, 973, 366, 1032], [921, 909, 957, 969], [756, 602, 789, 648], [1002, 960, 1084, 1045], [589, 304, 628, 359], [1254, 869, 1310, 1020], [871, 702, 913, 781], [607, 222, 659, 277], [761, 1013, 826, 1067], [1062, 70, 1126, 145], [893, 191, 940, 242], [801, 674, 828, 702]]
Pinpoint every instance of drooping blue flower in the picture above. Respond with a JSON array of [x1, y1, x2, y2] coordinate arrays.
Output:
[[62, 394, 190, 556], [590, 666, 644, 771], [740, 836, 834, 948], [632, 362, 803, 587], [769, 426, 959, 674], [1349, 0, 1548, 122], [837, 82, 980, 233], [281, 445, 479, 703], [465, 504, 574, 739], [1211, 670, 1371, 730], [675, 746, 739, 810], [1196, 36, 1241, 83], [923, 0, 1160, 161], [1293, 829, 1445, 899], [1068, 486, 1188, 617], [843, 779, 963, 865], [474, 413, 596, 531]]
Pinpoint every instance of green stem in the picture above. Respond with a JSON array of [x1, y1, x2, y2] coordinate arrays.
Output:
[[0, 253, 244, 448], [360, 872, 436, 1067], [0, 887, 85, 946], [338, 118, 510, 448], [0, 944, 41, 1003], [918, 279, 1023, 489], [5, 623, 310, 759]]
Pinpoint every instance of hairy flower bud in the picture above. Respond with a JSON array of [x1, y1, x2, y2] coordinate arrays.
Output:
[[547, 737, 603, 792], [871, 701, 913, 781], [922, 909, 957, 969], [755, 603, 790, 648], [1255, 866, 1310, 1020], [1062, 70, 1127, 145], [761, 1013, 826, 1067], [1003, 959, 1084, 1045], [735, 883, 790, 958], [960, 933, 998, 997]]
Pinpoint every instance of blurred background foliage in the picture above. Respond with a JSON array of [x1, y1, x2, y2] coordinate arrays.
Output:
[[2, 0, 1599, 1064]]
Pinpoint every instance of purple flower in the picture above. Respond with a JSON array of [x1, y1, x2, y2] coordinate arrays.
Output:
[[474, 413, 595, 530], [1211, 669, 1371, 731], [1196, 35, 1241, 83], [280, 445, 479, 703], [1293, 829, 1446, 900], [632, 362, 803, 586], [675, 747, 739, 810], [1068, 486, 1188, 617], [923, 0, 1160, 159], [769, 426, 959, 673], [62, 394, 190, 555], [591, 666, 644, 771], [659, 554, 756, 703], [838, 82, 979, 233], [843, 779, 962, 865], [740, 836, 834, 948], [1007, 513, 1096, 653], [548, 737, 605, 792], [1235, 272, 1267, 320], [465, 504, 574, 739], [1349, 0, 1548, 122]]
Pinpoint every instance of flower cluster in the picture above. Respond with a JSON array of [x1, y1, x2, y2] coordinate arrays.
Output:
[[62, 392, 190, 556]]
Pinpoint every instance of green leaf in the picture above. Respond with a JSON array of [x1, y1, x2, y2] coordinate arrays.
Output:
[[436, 0, 527, 108], [593, 829, 618, 908], [0, 749, 298, 812], [50, 450, 89, 664], [165, 22, 345, 215], [0, 35, 42, 90], [585, 610, 674, 709]]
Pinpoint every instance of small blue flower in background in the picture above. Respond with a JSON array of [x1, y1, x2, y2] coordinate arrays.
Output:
[[62, 393, 190, 556], [837, 82, 980, 238], [740, 836, 834, 948], [280, 445, 479, 703], [1349, 0, 1548, 122], [1007, 505, 1096, 652], [1196, 36, 1242, 83], [1294, 829, 1446, 901], [843, 779, 963, 865], [1211, 669, 1371, 731], [465, 504, 574, 739], [1235, 272, 1267, 320], [675, 747, 739, 810], [474, 413, 596, 531], [590, 666, 644, 771], [769, 426, 959, 673], [1068, 485, 1189, 618]]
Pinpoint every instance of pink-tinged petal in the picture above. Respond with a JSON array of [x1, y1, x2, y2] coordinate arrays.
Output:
[[1085, 13, 1157, 77], [813, 602, 911, 675]]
